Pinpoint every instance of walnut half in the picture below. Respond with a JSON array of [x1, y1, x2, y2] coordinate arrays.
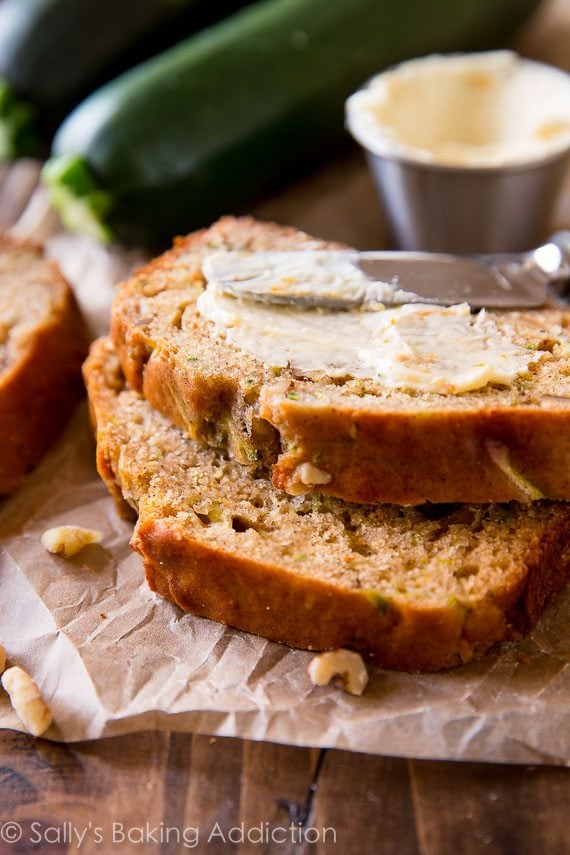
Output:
[[308, 649, 369, 696], [41, 525, 102, 558]]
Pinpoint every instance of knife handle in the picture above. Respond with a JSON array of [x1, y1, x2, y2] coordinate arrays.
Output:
[[551, 231, 570, 258], [547, 232, 570, 301]]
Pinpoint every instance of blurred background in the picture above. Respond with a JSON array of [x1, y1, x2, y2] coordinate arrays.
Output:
[[0, 0, 567, 252]]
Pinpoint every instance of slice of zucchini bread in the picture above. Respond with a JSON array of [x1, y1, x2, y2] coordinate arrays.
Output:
[[84, 337, 570, 672], [111, 216, 570, 506], [0, 236, 86, 495]]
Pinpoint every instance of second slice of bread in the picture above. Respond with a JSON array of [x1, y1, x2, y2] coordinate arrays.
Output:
[[84, 337, 570, 672]]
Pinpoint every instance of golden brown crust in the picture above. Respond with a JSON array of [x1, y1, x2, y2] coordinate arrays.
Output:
[[110, 216, 570, 505], [137, 522, 474, 672], [136, 520, 569, 672], [268, 401, 570, 504], [83, 345, 137, 522], [84, 337, 570, 672], [0, 237, 87, 495]]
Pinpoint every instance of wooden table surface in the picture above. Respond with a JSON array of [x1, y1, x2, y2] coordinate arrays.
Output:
[[0, 730, 568, 854], [1, 1, 569, 852]]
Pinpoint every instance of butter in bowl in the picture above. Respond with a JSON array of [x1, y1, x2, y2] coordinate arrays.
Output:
[[345, 51, 570, 253]]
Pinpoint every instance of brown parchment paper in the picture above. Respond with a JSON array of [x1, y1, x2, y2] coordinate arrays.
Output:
[[0, 222, 568, 765]]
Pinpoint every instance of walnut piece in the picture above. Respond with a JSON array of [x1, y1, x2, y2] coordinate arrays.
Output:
[[2, 666, 53, 737], [41, 525, 102, 558], [308, 649, 369, 696]]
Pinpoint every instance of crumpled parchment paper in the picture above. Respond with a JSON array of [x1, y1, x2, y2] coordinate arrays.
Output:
[[0, 194, 568, 765]]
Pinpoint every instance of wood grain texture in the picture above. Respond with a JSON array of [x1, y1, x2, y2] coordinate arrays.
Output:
[[409, 759, 570, 855], [1, 731, 569, 854]]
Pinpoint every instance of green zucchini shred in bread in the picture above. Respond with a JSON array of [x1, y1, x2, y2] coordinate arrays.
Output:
[[111, 217, 570, 506], [83, 338, 570, 672]]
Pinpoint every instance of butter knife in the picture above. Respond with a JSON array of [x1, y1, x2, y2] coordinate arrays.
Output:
[[207, 231, 570, 310]]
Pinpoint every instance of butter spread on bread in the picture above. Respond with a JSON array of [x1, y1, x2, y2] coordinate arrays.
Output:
[[198, 251, 548, 394]]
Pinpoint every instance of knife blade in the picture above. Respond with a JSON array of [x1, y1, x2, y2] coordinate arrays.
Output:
[[205, 232, 570, 310]]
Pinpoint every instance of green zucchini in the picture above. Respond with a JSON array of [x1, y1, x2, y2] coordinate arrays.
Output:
[[45, 0, 540, 246], [0, 0, 249, 160]]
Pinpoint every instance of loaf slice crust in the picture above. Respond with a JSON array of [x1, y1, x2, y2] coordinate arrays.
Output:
[[0, 236, 86, 495], [111, 216, 570, 505], [84, 336, 570, 672]]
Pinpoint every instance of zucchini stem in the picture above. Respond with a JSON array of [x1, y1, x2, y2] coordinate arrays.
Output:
[[0, 78, 41, 161], [42, 154, 114, 243]]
